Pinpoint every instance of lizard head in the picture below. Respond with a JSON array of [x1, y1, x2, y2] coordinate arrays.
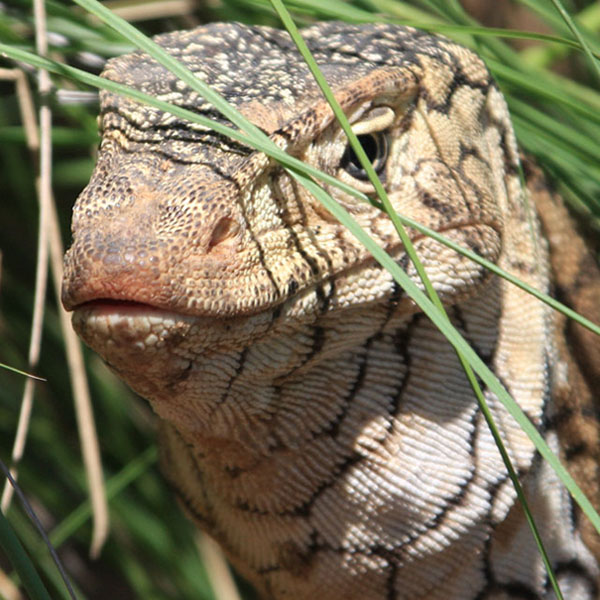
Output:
[[61, 22, 514, 436]]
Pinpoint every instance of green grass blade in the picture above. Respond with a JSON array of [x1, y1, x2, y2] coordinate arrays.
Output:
[[0, 363, 46, 381], [50, 445, 158, 548], [269, 0, 442, 308], [549, 0, 600, 81], [0, 509, 53, 600], [459, 356, 562, 600]]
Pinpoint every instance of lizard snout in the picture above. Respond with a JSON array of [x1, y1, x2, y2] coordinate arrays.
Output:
[[61, 171, 243, 314]]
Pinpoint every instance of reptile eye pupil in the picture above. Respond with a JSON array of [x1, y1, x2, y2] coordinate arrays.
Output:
[[342, 133, 388, 180]]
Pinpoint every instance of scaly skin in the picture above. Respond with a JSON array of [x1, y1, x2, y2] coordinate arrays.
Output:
[[62, 23, 600, 599]]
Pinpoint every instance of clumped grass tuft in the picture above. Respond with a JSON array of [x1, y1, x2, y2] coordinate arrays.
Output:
[[0, 1, 598, 598]]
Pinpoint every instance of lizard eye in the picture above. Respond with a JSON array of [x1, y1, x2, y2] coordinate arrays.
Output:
[[341, 132, 388, 181]]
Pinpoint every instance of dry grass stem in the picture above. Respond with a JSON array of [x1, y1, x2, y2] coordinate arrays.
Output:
[[197, 533, 242, 600], [1, 0, 109, 558], [0, 69, 39, 150], [47, 197, 109, 558], [0, 568, 24, 600], [0, 67, 48, 516]]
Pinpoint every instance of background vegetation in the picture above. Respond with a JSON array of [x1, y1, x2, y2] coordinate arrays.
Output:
[[1, 0, 599, 598]]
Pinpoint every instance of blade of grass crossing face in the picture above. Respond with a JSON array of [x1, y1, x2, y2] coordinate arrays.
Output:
[[458, 357, 562, 600], [70, 0, 268, 143], [269, 2, 563, 595], [2, 42, 598, 337], [269, 0, 444, 314], [287, 165, 600, 538]]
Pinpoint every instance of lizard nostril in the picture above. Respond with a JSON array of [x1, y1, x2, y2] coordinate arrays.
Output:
[[207, 217, 239, 253]]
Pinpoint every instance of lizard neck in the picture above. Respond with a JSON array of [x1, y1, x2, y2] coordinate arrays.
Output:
[[157, 272, 556, 597]]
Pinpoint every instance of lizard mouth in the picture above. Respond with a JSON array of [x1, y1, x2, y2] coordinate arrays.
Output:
[[74, 299, 150, 309], [69, 299, 187, 326], [70, 294, 268, 358], [72, 298, 169, 312]]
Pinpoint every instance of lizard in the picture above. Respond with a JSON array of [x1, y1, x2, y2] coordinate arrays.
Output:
[[60, 22, 600, 600]]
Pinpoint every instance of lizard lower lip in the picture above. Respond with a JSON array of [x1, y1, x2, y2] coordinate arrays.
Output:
[[71, 300, 198, 353]]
